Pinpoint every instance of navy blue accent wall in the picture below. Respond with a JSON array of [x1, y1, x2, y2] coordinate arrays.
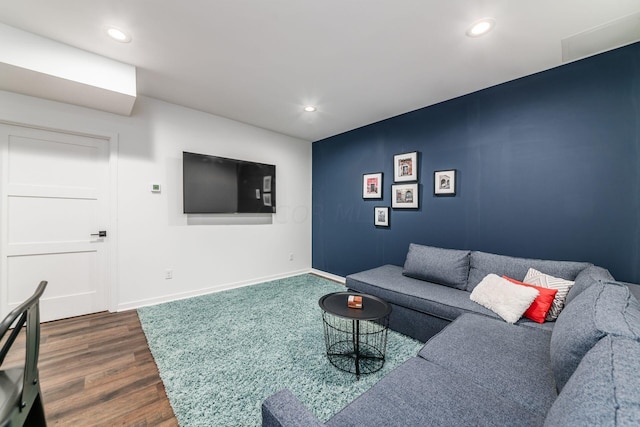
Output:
[[312, 42, 640, 282]]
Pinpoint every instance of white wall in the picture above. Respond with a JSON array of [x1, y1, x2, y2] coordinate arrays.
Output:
[[0, 90, 312, 310], [0, 23, 136, 115]]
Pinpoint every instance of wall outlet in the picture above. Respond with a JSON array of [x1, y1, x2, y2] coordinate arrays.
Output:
[[165, 269, 173, 279], [289, 253, 294, 261]]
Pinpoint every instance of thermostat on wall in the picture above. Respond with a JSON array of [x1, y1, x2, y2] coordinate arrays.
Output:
[[151, 183, 162, 193]]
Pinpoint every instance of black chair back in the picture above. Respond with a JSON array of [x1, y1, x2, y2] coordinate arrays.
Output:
[[0, 281, 47, 427]]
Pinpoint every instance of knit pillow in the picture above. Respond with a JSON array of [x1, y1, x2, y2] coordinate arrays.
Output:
[[523, 268, 574, 321]]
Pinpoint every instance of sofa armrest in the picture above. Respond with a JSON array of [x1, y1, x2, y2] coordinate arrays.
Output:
[[262, 389, 324, 427]]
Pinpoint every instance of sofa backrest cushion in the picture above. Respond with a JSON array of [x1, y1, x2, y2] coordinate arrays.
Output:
[[549, 281, 640, 392], [467, 251, 590, 292], [565, 265, 614, 305], [402, 244, 470, 290], [544, 335, 640, 427]]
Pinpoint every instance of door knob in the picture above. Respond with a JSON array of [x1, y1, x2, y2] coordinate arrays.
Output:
[[91, 231, 107, 237]]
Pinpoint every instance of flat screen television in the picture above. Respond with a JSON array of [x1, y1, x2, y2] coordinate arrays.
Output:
[[183, 151, 276, 214]]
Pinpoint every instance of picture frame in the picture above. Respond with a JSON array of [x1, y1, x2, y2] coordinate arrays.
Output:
[[263, 193, 272, 206], [362, 172, 383, 199], [434, 169, 456, 195], [263, 176, 272, 192], [393, 151, 418, 182], [374, 207, 389, 227], [392, 183, 419, 209]]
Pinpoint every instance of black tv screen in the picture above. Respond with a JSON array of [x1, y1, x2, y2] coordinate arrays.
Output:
[[183, 151, 276, 214]]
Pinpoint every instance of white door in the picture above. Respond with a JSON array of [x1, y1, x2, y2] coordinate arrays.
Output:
[[0, 124, 111, 322]]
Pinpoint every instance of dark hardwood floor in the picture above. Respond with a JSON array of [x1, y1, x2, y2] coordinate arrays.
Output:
[[5, 310, 178, 426]]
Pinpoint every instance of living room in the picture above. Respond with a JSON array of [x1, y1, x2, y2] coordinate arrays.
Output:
[[0, 1, 639, 426]]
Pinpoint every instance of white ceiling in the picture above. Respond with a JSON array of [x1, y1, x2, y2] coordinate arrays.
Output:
[[1, 1, 639, 142]]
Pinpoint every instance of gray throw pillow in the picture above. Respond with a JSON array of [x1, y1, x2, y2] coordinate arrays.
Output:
[[549, 281, 640, 392], [402, 244, 470, 290], [467, 251, 590, 292]]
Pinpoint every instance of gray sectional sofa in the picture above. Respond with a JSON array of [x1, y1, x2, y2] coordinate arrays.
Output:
[[347, 244, 602, 341], [262, 244, 640, 426]]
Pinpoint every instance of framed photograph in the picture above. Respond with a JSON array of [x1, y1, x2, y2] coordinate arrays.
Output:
[[393, 151, 418, 182], [374, 207, 389, 227], [263, 193, 272, 206], [392, 183, 419, 209], [263, 176, 272, 192], [434, 170, 456, 195], [362, 172, 383, 199]]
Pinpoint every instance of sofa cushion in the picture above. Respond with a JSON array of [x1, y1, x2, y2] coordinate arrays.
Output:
[[565, 265, 614, 305], [327, 357, 545, 427], [544, 335, 640, 427], [467, 251, 590, 292], [469, 274, 539, 324], [402, 244, 470, 290], [347, 265, 500, 322], [550, 281, 640, 392], [419, 314, 557, 414], [523, 268, 575, 321]]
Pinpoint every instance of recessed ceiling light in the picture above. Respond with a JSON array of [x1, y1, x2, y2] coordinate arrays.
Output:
[[106, 27, 132, 43], [466, 18, 495, 37], [303, 106, 317, 112]]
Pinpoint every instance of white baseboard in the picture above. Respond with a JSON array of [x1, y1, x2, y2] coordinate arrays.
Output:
[[310, 268, 346, 285], [117, 268, 312, 312]]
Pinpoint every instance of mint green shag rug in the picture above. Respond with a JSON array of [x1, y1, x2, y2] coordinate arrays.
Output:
[[138, 274, 423, 426]]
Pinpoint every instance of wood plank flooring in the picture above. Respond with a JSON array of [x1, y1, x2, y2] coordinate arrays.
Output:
[[4, 310, 178, 426]]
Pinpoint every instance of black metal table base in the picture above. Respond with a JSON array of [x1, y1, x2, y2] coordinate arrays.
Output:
[[326, 340, 386, 379], [321, 306, 390, 380]]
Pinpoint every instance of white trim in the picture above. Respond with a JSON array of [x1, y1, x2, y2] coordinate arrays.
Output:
[[118, 268, 313, 311], [0, 130, 8, 318], [107, 132, 119, 313], [310, 268, 346, 284]]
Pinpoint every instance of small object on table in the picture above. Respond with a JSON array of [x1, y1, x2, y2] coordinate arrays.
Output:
[[347, 295, 363, 309]]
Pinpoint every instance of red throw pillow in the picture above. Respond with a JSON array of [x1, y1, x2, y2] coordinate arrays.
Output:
[[502, 276, 558, 323]]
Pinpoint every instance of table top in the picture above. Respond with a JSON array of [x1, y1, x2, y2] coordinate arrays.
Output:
[[318, 292, 391, 321]]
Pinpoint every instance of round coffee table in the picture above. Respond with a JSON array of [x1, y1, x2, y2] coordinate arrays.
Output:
[[319, 292, 392, 379]]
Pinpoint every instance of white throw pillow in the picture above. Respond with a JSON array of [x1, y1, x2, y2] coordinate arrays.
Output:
[[523, 268, 575, 321], [470, 274, 539, 324]]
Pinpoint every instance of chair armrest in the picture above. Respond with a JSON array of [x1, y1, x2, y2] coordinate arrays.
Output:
[[261, 389, 324, 427]]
